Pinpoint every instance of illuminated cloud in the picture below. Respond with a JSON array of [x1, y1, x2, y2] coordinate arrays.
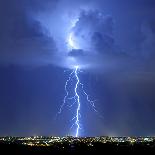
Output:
[[0, 0, 155, 73]]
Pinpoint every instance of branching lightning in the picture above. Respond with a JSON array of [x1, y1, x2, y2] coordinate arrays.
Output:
[[58, 66, 101, 137], [58, 69, 75, 114]]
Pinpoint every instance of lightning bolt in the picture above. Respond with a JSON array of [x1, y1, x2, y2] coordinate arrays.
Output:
[[74, 66, 80, 137], [58, 69, 75, 114], [57, 66, 102, 137]]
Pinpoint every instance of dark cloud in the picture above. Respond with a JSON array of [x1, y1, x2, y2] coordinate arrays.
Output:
[[68, 49, 85, 57], [0, 0, 154, 70], [141, 19, 155, 58], [0, 0, 57, 66]]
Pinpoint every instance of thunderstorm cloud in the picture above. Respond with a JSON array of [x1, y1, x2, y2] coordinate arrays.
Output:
[[0, 0, 154, 73], [0, 0, 155, 72]]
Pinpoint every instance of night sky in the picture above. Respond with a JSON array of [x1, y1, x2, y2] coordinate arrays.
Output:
[[0, 0, 155, 137]]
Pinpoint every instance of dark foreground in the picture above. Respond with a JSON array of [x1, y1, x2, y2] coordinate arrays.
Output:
[[0, 137, 155, 154]]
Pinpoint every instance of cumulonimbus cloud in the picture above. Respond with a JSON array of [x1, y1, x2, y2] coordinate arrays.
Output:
[[0, 0, 155, 74]]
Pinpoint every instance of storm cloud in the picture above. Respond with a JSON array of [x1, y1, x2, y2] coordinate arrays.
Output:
[[0, 0, 57, 66], [0, 0, 155, 71]]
